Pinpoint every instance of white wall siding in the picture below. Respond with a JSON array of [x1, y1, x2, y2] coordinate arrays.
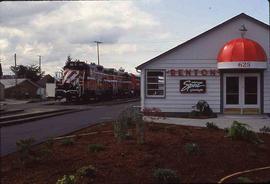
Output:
[[144, 60, 221, 113], [144, 72, 220, 113], [264, 64, 270, 113]]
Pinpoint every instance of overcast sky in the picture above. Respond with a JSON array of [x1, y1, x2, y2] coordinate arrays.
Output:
[[0, 0, 269, 76]]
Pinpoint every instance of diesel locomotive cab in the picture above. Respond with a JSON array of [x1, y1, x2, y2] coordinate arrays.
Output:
[[55, 61, 87, 102]]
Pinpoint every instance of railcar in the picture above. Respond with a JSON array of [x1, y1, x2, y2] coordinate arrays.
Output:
[[55, 61, 140, 102]]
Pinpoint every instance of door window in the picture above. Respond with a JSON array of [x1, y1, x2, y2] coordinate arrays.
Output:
[[245, 77, 258, 105], [226, 77, 239, 105]]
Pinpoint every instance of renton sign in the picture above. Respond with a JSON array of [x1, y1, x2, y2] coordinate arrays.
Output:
[[167, 69, 220, 76]]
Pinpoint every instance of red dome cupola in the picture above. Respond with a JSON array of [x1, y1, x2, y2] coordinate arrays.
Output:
[[217, 38, 267, 69]]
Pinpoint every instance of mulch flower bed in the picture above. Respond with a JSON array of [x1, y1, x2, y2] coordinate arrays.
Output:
[[1, 122, 270, 183]]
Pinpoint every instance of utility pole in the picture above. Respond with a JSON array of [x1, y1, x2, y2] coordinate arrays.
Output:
[[0, 58, 3, 79], [14, 53, 17, 86], [94, 41, 102, 65], [38, 55, 42, 72]]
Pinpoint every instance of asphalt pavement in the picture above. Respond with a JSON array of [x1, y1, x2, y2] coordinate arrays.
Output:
[[0, 101, 139, 156]]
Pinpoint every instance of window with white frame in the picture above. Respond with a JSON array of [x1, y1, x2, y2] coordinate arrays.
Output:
[[146, 70, 165, 97]]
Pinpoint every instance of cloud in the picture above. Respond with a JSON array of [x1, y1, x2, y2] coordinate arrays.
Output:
[[0, 1, 170, 75], [0, 2, 65, 26]]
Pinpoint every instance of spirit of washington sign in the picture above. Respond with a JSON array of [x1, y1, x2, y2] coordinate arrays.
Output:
[[180, 80, 206, 93]]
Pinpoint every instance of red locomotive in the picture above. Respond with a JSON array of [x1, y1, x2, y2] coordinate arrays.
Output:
[[55, 60, 140, 102]]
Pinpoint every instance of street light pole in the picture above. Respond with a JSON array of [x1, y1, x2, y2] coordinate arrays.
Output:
[[94, 41, 102, 65], [38, 55, 42, 72]]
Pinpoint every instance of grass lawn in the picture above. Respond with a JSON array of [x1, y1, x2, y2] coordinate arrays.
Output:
[[1, 122, 270, 183]]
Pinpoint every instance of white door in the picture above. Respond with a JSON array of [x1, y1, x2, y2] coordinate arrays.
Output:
[[224, 73, 260, 114]]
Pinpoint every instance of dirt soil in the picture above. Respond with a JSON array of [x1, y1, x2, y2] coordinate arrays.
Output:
[[1, 122, 270, 184]]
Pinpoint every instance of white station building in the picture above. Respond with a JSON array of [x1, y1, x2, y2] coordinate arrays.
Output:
[[136, 13, 270, 115]]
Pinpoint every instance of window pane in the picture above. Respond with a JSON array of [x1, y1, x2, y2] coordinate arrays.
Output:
[[147, 90, 164, 96], [147, 84, 164, 90], [147, 77, 164, 83], [245, 77, 257, 93], [227, 95, 239, 104], [245, 77, 257, 104], [226, 77, 239, 104], [226, 77, 239, 93], [147, 71, 164, 77], [245, 95, 257, 104]]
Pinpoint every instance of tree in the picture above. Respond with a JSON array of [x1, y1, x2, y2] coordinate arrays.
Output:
[[10, 64, 44, 82], [65, 55, 73, 66]]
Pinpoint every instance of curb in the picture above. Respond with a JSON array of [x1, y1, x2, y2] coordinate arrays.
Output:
[[0, 99, 138, 127], [0, 109, 73, 122], [94, 98, 140, 106], [0, 109, 24, 116], [0, 109, 90, 127]]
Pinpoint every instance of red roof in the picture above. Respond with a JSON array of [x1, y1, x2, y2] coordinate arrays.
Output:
[[217, 38, 267, 62]]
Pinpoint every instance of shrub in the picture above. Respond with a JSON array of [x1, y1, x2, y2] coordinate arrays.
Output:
[[88, 144, 105, 153], [61, 138, 75, 146], [189, 100, 216, 118], [76, 165, 96, 178], [259, 126, 270, 133], [153, 168, 180, 184], [184, 143, 200, 155], [114, 116, 128, 142], [16, 138, 36, 164], [237, 176, 253, 183], [227, 121, 262, 144], [196, 100, 213, 115], [205, 122, 219, 130], [56, 175, 76, 184], [114, 106, 145, 144]]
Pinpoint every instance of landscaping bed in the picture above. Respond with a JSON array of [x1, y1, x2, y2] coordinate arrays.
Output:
[[1, 122, 270, 183]]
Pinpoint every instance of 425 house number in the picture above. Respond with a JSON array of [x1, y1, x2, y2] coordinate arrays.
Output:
[[238, 62, 251, 68]]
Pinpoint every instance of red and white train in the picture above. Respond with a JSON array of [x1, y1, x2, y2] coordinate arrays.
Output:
[[55, 61, 140, 102]]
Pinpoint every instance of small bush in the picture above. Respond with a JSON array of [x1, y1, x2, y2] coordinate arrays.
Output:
[[237, 176, 253, 183], [88, 144, 105, 153], [114, 119, 128, 142], [189, 100, 216, 118], [76, 165, 96, 178], [56, 175, 76, 184], [227, 121, 262, 144], [16, 138, 36, 164], [259, 126, 270, 133], [61, 138, 75, 146], [153, 168, 180, 184], [205, 122, 219, 130], [184, 143, 200, 155], [114, 106, 145, 144]]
